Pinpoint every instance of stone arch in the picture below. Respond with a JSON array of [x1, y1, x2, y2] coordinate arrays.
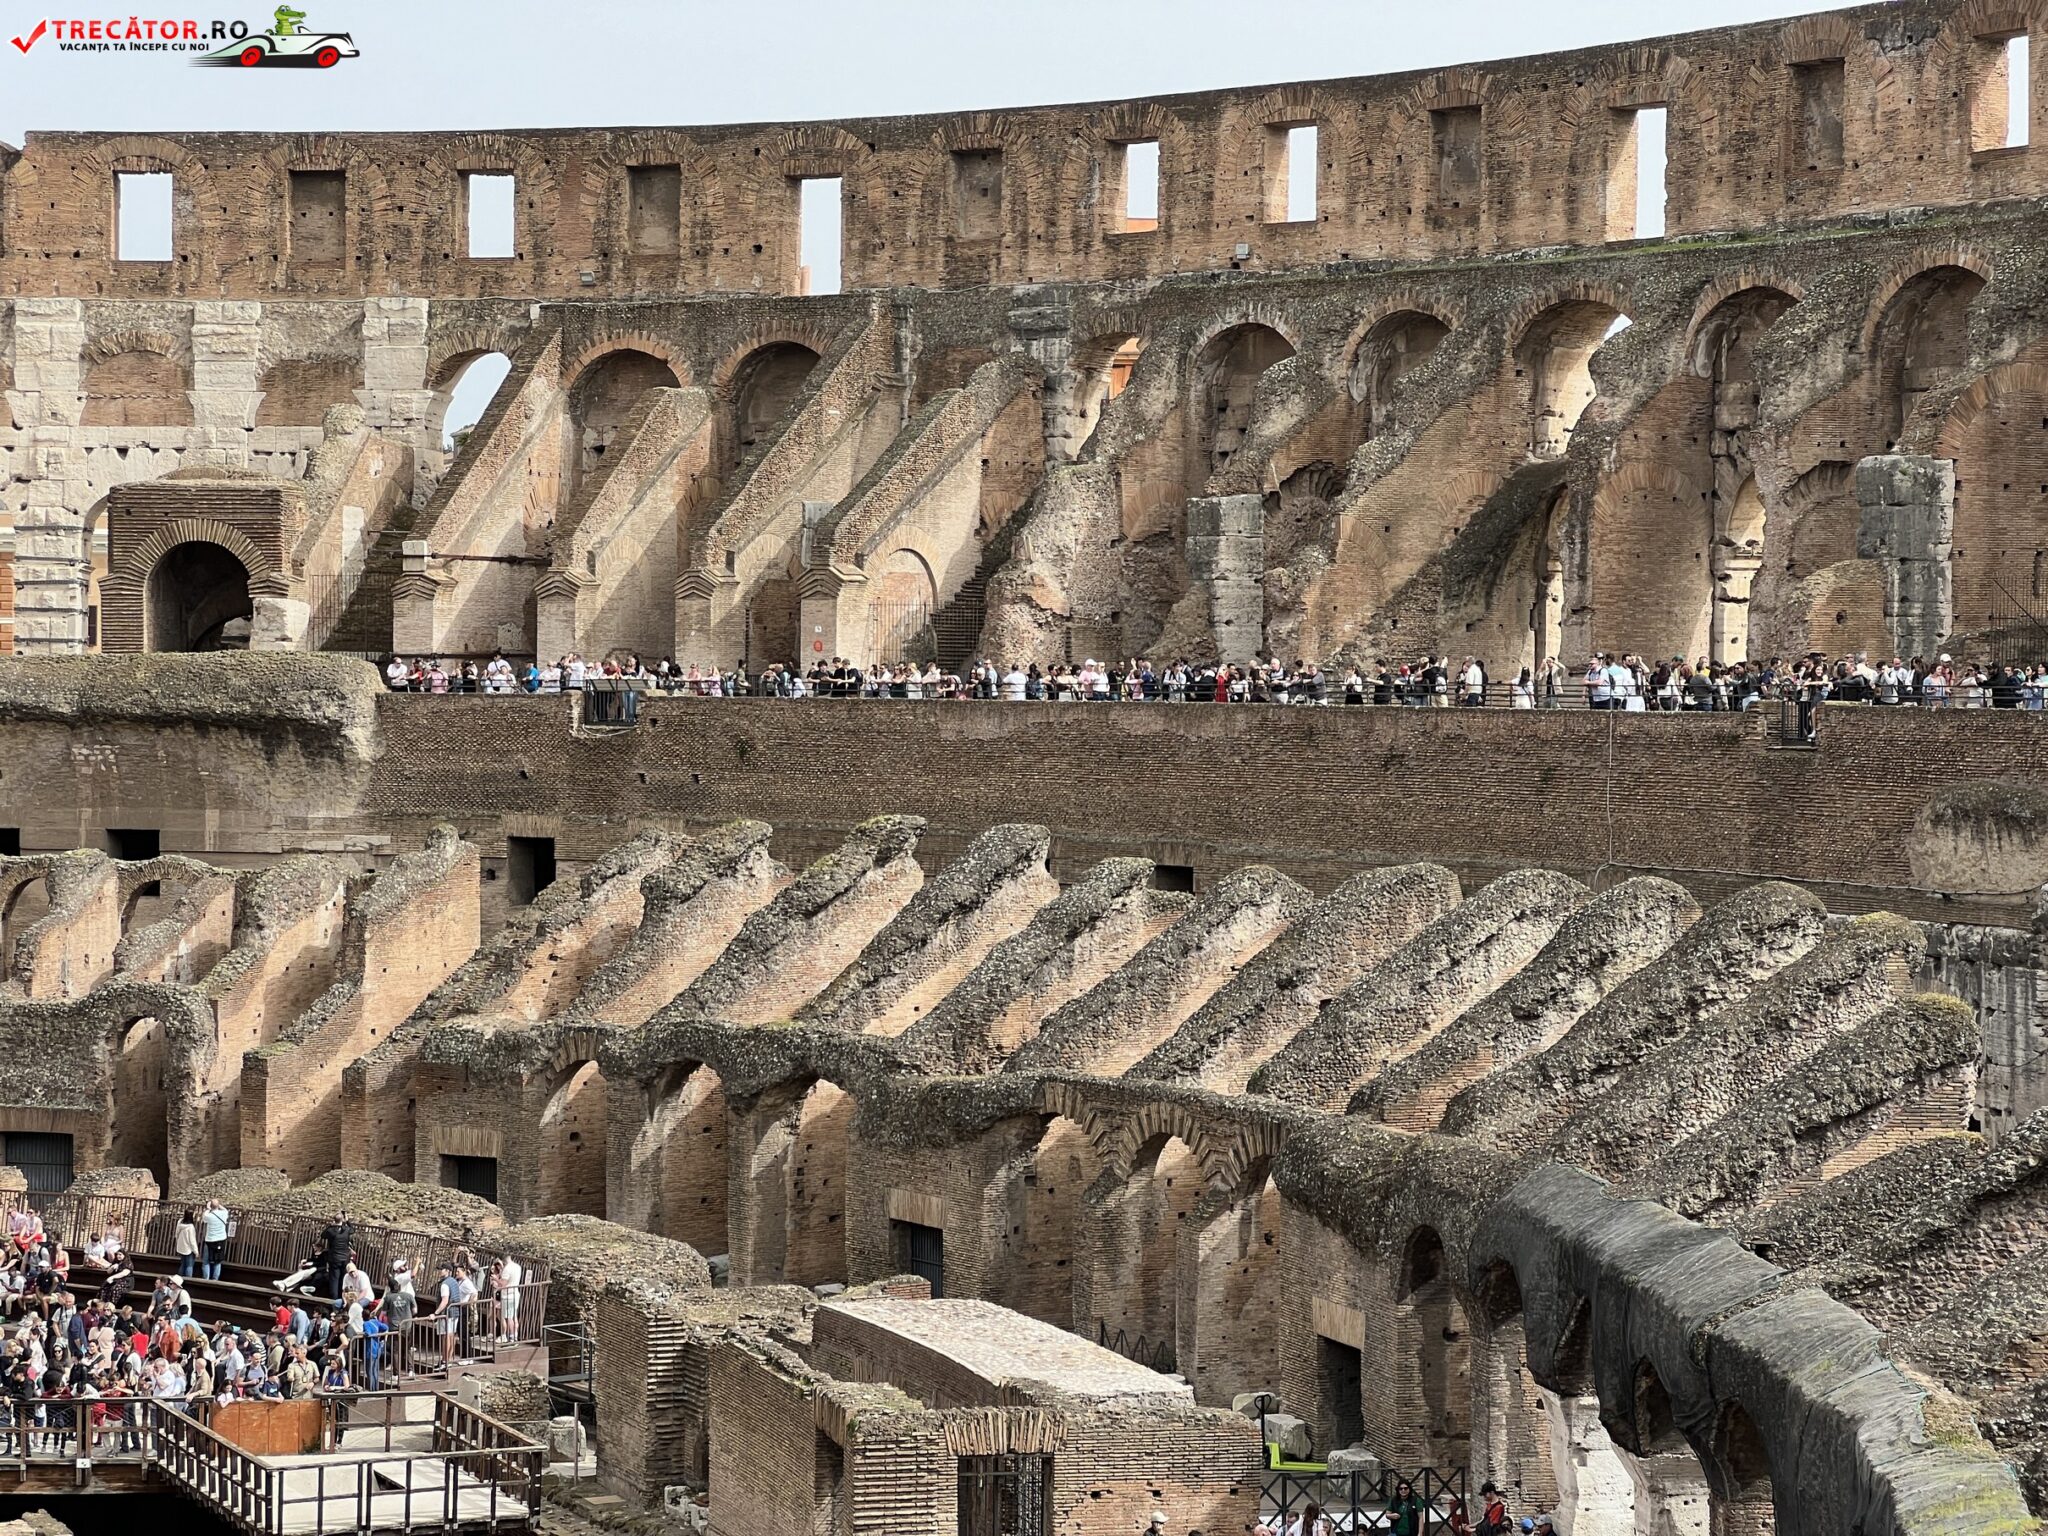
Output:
[[1348, 305, 1456, 438], [1469, 1261, 1567, 1520], [80, 333, 193, 429], [1935, 359, 2048, 639], [1594, 45, 1699, 108], [535, 1056, 609, 1219], [620, 1060, 728, 1258], [983, 1111, 1093, 1326], [1398, 1225, 1474, 1471], [1192, 321, 1298, 478], [252, 136, 398, 274], [1179, 1155, 1282, 1406], [722, 340, 824, 465], [1684, 275, 1805, 359], [1512, 293, 1631, 460], [1860, 247, 1996, 354], [566, 346, 683, 489], [437, 134, 561, 263], [1589, 461, 1714, 662], [1874, 262, 1992, 449], [575, 131, 712, 260], [425, 344, 517, 454], [867, 547, 938, 666], [0, 869, 52, 989], [1094, 1097, 1230, 1185], [1707, 1399, 1777, 1535], [1616, 1359, 1715, 1536], [902, 114, 1055, 278], [109, 1013, 170, 1191], [1780, 13, 1860, 64], [137, 541, 253, 654], [1082, 1128, 1209, 1371]]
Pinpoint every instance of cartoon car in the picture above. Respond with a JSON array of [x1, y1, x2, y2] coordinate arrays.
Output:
[[197, 28, 357, 67]]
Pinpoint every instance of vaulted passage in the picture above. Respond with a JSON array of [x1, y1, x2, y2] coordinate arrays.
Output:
[[145, 542, 251, 652]]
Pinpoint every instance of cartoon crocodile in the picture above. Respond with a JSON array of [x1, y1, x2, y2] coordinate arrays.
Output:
[[272, 5, 306, 36]]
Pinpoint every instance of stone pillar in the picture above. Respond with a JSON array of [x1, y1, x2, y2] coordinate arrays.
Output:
[[189, 300, 265, 438], [1541, 1391, 1637, 1536], [8, 300, 90, 653], [1186, 494, 1265, 666], [248, 595, 310, 651], [359, 297, 433, 432], [1855, 455, 1954, 660]]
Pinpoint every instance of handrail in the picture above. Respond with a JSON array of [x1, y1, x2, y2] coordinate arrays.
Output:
[[149, 1393, 543, 1534]]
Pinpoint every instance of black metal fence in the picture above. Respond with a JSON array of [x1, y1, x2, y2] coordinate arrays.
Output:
[[1262, 1463, 1469, 1534]]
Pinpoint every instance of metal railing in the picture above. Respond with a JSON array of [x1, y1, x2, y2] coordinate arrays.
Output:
[[150, 1392, 543, 1534], [30, 1192, 546, 1305], [1094, 1319, 1175, 1374], [1262, 1463, 1468, 1535]]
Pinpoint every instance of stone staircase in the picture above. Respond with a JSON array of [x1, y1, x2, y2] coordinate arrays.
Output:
[[928, 523, 1016, 674]]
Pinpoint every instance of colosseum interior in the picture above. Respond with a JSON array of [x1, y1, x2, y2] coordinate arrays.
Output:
[[9, 2, 2048, 1534]]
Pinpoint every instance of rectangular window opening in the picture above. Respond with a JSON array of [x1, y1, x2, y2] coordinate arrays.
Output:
[[1316, 1335, 1365, 1456], [1431, 107, 1484, 209], [0, 830, 19, 858], [798, 176, 843, 296], [627, 165, 682, 256], [1121, 139, 1159, 232], [115, 173, 172, 262], [951, 151, 1004, 240], [289, 169, 346, 263], [892, 1219, 945, 1297], [1286, 124, 1319, 223], [506, 835, 556, 907], [440, 1155, 498, 1204], [105, 828, 159, 862], [1790, 60, 1847, 173], [465, 172, 516, 259], [2010, 34, 2032, 146], [1608, 107, 1668, 241], [1151, 863, 1195, 893]]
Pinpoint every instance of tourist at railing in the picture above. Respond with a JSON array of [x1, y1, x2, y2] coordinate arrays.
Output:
[[172, 1207, 199, 1278], [373, 644, 2048, 716], [197, 1199, 230, 1281]]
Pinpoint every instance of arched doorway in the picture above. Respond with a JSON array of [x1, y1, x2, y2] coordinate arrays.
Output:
[[1517, 301, 1627, 459], [569, 349, 683, 491], [1693, 287, 1795, 663], [536, 1060, 609, 1218], [729, 343, 822, 467], [985, 1114, 1091, 1326], [1352, 310, 1452, 440], [145, 542, 252, 652], [1182, 1163, 1281, 1407], [1399, 1227, 1473, 1472], [1071, 333, 1144, 457], [110, 1016, 170, 1190], [1194, 324, 1295, 477], [868, 548, 938, 666], [1084, 1133, 1207, 1371], [1876, 266, 1985, 447], [622, 1062, 729, 1259], [429, 350, 515, 456], [1469, 1262, 1563, 1520], [1621, 1360, 1714, 1536]]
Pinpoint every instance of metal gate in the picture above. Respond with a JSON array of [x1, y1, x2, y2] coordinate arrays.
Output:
[[870, 598, 934, 666], [896, 1220, 943, 1297], [1987, 578, 2048, 668], [957, 1454, 1051, 1536], [4, 1133, 73, 1199]]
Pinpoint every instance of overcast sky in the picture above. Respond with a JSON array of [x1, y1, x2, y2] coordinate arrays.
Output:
[[4, 0, 1863, 438], [3, 0, 1861, 144]]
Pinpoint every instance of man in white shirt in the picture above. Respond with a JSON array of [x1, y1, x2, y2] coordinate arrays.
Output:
[[385, 656, 409, 690]]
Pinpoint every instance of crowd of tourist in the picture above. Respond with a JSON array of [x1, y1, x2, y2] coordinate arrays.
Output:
[[0, 1203, 525, 1450], [382, 646, 2048, 714]]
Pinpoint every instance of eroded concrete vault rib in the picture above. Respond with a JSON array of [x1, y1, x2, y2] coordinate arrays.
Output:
[[239, 826, 481, 1182], [897, 857, 1193, 1076], [1126, 862, 1464, 1094], [794, 823, 1059, 1038], [1628, 992, 1979, 1222], [648, 814, 927, 1029], [1002, 865, 1312, 1078], [1249, 867, 1589, 1111], [1440, 881, 1828, 1142], [1353, 875, 1700, 1129], [337, 827, 687, 1177], [1545, 911, 1928, 1180], [565, 820, 788, 1027]]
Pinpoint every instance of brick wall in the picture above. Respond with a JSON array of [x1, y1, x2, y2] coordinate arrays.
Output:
[[3, 3, 2036, 301], [354, 696, 2048, 925]]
